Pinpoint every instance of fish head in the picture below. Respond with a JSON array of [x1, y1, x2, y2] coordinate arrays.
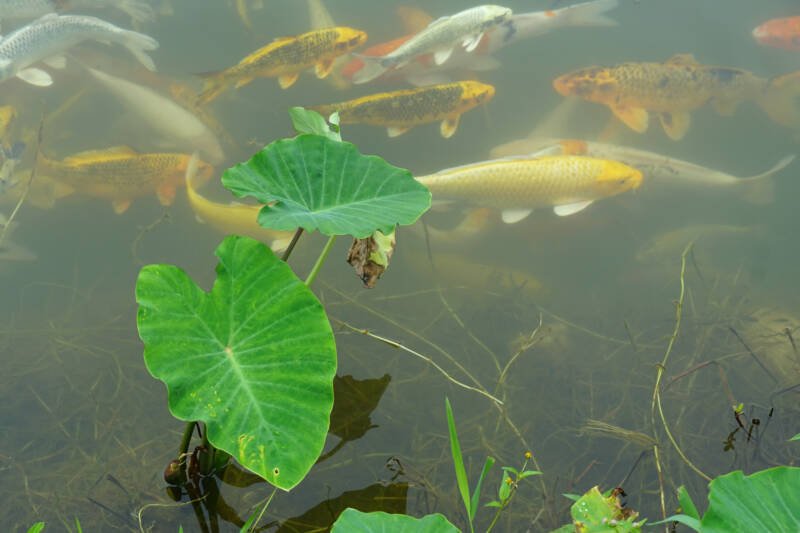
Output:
[[553, 67, 619, 103], [481, 5, 513, 26], [333, 27, 368, 54], [461, 81, 496, 106], [593, 160, 643, 196]]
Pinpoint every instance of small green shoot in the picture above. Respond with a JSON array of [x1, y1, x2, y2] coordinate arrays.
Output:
[[791, 433, 800, 442], [485, 453, 541, 531], [26, 523, 45, 533], [288, 107, 341, 141]]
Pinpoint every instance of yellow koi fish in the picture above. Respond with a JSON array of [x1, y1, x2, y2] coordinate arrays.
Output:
[[185, 155, 294, 252], [312, 81, 495, 138], [553, 54, 800, 140], [196, 26, 367, 104], [416, 155, 642, 223], [40, 146, 213, 214]]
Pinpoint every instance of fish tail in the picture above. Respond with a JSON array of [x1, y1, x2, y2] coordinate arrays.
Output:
[[119, 28, 160, 71], [350, 55, 389, 85], [549, 0, 620, 28], [760, 70, 800, 128], [738, 154, 795, 205]]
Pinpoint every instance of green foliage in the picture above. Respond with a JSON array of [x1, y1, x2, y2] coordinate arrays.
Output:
[[666, 467, 800, 532], [791, 433, 800, 441], [551, 487, 644, 532], [136, 236, 337, 489], [221, 134, 430, 238], [445, 397, 494, 532], [288, 107, 341, 141], [26, 523, 45, 533], [331, 509, 459, 532]]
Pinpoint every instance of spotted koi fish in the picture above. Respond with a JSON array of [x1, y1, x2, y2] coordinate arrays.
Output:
[[553, 54, 800, 140], [196, 26, 367, 104], [311, 80, 494, 138]]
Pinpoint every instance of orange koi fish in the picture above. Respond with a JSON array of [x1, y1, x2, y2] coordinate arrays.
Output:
[[753, 16, 800, 51], [553, 54, 800, 140], [40, 146, 214, 214]]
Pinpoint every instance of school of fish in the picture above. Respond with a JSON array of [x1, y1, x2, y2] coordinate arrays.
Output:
[[0, 0, 796, 264]]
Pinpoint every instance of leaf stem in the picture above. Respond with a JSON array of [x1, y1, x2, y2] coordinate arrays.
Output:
[[280, 228, 304, 262], [305, 234, 337, 287], [179, 421, 195, 458]]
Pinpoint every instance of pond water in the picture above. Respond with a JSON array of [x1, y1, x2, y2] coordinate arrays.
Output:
[[1, 0, 799, 531]]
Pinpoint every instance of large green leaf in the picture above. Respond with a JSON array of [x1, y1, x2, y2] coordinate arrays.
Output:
[[331, 509, 459, 533], [136, 235, 336, 490], [222, 134, 431, 238], [700, 467, 800, 532]]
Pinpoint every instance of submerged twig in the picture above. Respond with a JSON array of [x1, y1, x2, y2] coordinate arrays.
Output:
[[335, 319, 503, 405]]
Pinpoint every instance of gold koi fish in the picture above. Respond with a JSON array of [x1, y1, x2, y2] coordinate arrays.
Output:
[[311, 80, 495, 138], [416, 155, 642, 223], [196, 26, 367, 104], [40, 146, 213, 214], [553, 54, 800, 140], [185, 154, 294, 252]]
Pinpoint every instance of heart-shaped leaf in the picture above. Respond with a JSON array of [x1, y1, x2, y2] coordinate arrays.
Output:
[[136, 235, 336, 490], [222, 134, 431, 238], [331, 509, 459, 533]]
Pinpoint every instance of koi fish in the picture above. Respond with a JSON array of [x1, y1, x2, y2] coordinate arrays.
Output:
[[40, 146, 213, 214], [0, 13, 159, 87], [508, 138, 795, 204], [196, 26, 367, 104], [85, 66, 225, 165], [753, 16, 800, 51], [553, 54, 800, 140], [352, 5, 512, 84], [415, 155, 642, 223], [311, 81, 494, 138], [635, 224, 762, 264], [0, 0, 155, 25], [185, 154, 294, 252], [345, 0, 617, 86]]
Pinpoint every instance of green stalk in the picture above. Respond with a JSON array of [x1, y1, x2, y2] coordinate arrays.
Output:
[[179, 422, 195, 459], [200, 423, 214, 475], [280, 228, 304, 262], [305, 234, 337, 287]]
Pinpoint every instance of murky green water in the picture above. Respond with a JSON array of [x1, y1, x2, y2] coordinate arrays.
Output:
[[1, 0, 799, 531]]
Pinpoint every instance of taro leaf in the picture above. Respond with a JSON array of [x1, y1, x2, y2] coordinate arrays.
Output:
[[136, 235, 336, 490], [222, 134, 431, 238], [331, 509, 459, 533], [700, 467, 800, 532], [569, 487, 643, 532], [277, 482, 409, 532]]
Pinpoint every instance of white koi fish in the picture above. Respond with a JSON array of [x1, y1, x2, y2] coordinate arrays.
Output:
[[0, 13, 158, 87], [353, 4, 512, 84], [0, 0, 155, 24]]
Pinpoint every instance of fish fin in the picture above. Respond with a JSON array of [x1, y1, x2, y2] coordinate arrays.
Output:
[[760, 70, 800, 128], [156, 184, 176, 206], [665, 53, 698, 65], [112, 199, 132, 214], [462, 33, 484, 53], [553, 200, 593, 216], [121, 29, 159, 71], [43, 55, 67, 69], [64, 146, 136, 163], [712, 96, 740, 116], [195, 74, 228, 105], [501, 209, 533, 224], [467, 55, 501, 71], [433, 47, 454, 65], [350, 55, 388, 84], [278, 72, 300, 89], [16, 68, 53, 87], [387, 126, 410, 137], [552, 0, 619, 27], [234, 76, 254, 89], [610, 105, 649, 133], [395, 5, 433, 33], [658, 111, 691, 140], [315, 58, 335, 79], [440, 115, 460, 138]]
